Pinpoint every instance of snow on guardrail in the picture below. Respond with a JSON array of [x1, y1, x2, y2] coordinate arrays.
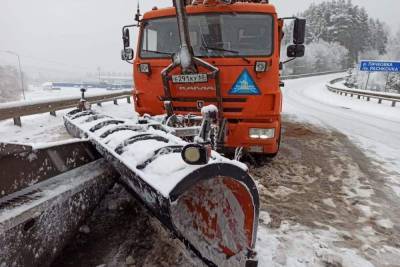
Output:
[[0, 90, 132, 110], [0, 90, 133, 126], [326, 78, 400, 107]]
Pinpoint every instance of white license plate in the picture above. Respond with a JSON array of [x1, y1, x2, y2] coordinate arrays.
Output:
[[172, 74, 208, 84]]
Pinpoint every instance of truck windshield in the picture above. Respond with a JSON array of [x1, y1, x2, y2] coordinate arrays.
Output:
[[140, 13, 273, 58]]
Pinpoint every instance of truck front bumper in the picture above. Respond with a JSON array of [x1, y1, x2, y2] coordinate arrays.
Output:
[[225, 120, 281, 154]]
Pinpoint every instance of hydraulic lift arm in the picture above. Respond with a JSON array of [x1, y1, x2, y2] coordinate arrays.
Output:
[[172, 0, 197, 74]]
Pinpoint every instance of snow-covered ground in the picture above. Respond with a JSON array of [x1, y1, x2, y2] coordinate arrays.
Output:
[[0, 86, 136, 144], [25, 85, 125, 101], [284, 74, 400, 190], [254, 74, 400, 267]]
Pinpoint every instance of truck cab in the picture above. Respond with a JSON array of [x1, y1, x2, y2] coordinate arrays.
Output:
[[123, 1, 305, 156]]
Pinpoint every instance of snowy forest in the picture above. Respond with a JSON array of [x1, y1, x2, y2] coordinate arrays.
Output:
[[284, 0, 400, 93]]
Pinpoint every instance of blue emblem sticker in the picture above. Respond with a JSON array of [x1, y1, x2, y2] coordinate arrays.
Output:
[[229, 69, 261, 95]]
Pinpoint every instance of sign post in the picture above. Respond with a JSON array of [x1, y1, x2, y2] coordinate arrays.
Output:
[[384, 72, 390, 92], [365, 72, 371, 90]]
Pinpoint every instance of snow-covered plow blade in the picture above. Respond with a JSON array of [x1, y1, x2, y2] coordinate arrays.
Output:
[[64, 109, 259, 266]]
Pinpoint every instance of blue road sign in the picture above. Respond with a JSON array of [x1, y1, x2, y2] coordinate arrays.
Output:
[[360, 60, 400, 72]]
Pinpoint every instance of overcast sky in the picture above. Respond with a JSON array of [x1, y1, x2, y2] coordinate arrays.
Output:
[[0, 0, 399, 77]]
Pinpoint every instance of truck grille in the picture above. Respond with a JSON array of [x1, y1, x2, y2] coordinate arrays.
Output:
[[168, 97, 247, 113]]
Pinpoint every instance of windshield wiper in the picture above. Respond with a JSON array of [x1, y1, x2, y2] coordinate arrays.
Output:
[[202, 45, 239, 54], [142, 49, 174, 56], [201, 45, 251, 63]]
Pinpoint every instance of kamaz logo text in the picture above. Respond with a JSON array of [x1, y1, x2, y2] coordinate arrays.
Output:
[[178, 86, 215, 91]]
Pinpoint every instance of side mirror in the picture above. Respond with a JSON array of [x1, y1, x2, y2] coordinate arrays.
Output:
[[123, 28, 130, 48], [287, 44, 305, 58], [121, 48, 134, 61], [293, 18, 306, 45]]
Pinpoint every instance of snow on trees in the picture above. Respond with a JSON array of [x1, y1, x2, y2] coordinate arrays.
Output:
[[298, 0, 389, 64], [285, 40, 349, 75], [386, 30, 400, 93]]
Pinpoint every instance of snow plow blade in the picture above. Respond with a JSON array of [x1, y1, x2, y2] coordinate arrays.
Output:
[[64, 109, 259, 267]]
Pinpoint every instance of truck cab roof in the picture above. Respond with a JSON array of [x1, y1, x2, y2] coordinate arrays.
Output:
[[143, 2, 277, 20]]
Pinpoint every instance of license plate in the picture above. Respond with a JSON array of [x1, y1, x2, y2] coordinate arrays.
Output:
[[172, 74, 208, 84]]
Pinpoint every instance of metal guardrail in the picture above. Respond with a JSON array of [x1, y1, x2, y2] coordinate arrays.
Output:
[[326, 79, 400, 107], [281, 70, 347, 80], [328, 77, 346, 84], [0, 90, 133, 126]]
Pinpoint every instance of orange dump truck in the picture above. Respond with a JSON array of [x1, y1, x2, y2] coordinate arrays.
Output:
[[122, 0, 305, 157]]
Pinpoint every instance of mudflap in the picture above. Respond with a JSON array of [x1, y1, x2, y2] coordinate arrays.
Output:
[[63, 109, 260, 266]]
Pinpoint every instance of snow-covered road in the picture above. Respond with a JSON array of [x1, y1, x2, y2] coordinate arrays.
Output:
[[254, 74, 400, 267], [284, 74, 400, 193]]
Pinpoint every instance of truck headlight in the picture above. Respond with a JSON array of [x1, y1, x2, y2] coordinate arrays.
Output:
[[249, 128, 275, 139]]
